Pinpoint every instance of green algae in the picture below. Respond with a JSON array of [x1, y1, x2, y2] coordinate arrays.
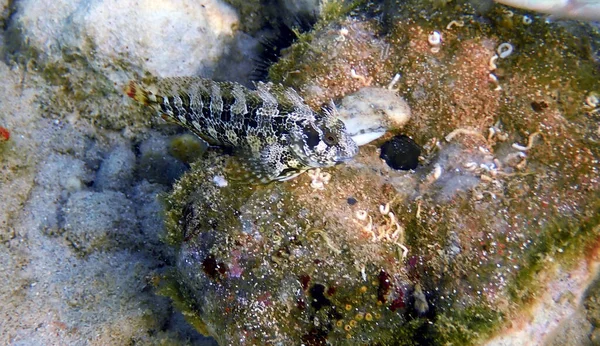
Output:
[[168, 134, 207, 164], [509, 197, 600, 305], [155, 271, 212, 337]]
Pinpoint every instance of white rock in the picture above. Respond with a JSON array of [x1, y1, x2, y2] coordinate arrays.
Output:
[[95, 144, 136, 191], [14, 0, 241, 83]]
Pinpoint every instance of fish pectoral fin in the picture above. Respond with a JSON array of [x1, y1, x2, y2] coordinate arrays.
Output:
[[226, 144, 303, 184], [225, 152, 275, 184]]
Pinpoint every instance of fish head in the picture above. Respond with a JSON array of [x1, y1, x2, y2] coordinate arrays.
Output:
[[290, 114, 359, 168]]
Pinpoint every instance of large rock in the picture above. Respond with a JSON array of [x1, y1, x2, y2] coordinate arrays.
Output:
[[162, 2, 600, 344], [13, 0, 242, 83]]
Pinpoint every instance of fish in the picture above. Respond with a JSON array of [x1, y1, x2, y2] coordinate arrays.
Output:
[[495, 0, 600, 21], [125, 77, 358, 183]]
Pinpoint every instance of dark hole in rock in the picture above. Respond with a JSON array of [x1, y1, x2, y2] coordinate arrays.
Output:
[[379, 135, 421, 170], [309, 284, 332, 310]]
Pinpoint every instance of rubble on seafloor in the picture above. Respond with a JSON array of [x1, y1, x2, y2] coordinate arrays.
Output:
[[159, 1, 600, 345]]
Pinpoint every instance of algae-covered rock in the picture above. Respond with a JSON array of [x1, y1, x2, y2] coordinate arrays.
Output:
[[162, 1, 600, 344], [137, 133, 188, 186], [166, 153, 426, 345]]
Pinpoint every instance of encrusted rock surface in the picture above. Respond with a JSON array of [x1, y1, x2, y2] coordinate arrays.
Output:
[[162, 1, 600, 344]]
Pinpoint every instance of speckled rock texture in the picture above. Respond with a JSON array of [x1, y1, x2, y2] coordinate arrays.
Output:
[[12, 0, 242, 82], [162, 1, 600, 344]]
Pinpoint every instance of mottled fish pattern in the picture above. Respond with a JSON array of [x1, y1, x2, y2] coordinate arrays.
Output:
[[125, 77, 358, 182]]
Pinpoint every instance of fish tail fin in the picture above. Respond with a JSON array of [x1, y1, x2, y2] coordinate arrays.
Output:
[[124, 81, 156, 106]]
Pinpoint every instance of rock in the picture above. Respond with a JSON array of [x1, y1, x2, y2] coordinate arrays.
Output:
[[94, 144, 136, 191], [12, 0, 244, 84], [168, 134, 208, 164], [30, 153, 93, 235], [166, 154, 419, 344], [63, 190, 138, 255], [161, 2, 600, 344], [130, 180, 169, 250], [138, 134, 188, 185]]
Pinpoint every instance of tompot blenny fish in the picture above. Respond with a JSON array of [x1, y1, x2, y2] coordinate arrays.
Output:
[[125, 77, 358, 183]]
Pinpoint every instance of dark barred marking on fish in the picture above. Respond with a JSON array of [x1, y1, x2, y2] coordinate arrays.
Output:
[[125, 77, 358, 183]]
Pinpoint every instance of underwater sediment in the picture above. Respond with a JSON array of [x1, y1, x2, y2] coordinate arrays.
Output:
[[161, 0, 600, 344]]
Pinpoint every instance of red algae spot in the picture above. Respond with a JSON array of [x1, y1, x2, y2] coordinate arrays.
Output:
[[326, 285, 337, 296], [299, 274, 311, 290], [0, 126, 10, 142], [202, 255, 218, 278], [390, 289, 405, 311], [377, 270, 391, 303]]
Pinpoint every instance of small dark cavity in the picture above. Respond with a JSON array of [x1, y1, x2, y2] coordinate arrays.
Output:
[[379, 134, 421, 170], [309, 284, 332, 310], [202, 255, 218, 279], [202, 255, 227, 280], [531, 100, 548, 112], [347, 197, 357, 205]]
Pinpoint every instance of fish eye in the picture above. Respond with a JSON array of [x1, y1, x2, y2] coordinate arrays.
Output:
[[323, 130, 337, 145]]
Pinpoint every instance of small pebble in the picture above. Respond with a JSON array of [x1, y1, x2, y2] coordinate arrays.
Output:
[[212, 175, 228, 187], [347, 197, 357, 205], [379, 135, 421, 170]]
